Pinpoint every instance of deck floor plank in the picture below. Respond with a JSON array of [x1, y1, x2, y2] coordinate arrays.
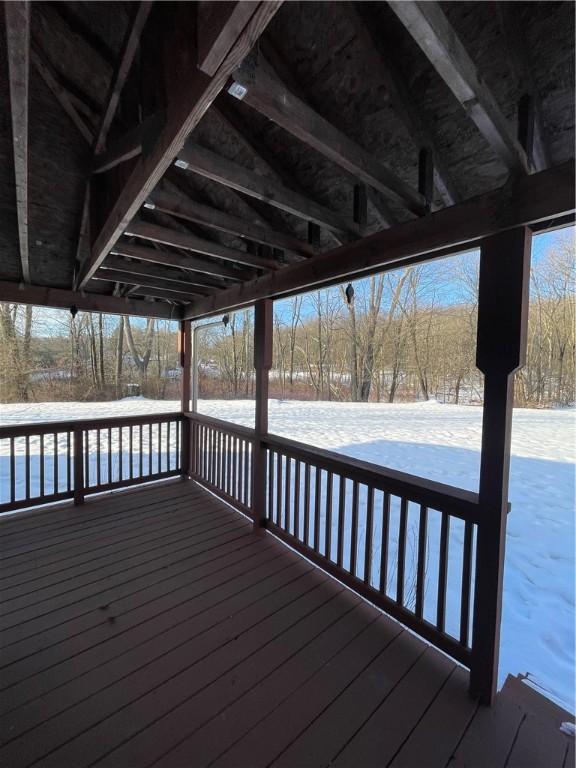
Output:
[[0, 479, 570, 768]]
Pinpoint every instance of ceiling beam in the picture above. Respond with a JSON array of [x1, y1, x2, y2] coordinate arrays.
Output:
[[0, 280, 181, 319], [344, 3, 459, 206], [178, 142, 360, 238], [150, 186, 314, 259], [30, 42, 94, 144], [124, 287, 193, 304], [125, 220, 279, 271], [100, 256, 218, 294], [197, 2, 259, 76], [233, 42, 396, 230], [184, 160, 575, 319], [111, 241, 252, 281], [388, 1, 529, 176], [78, 1, 282, 289], [230, 57, 426, 216], [93, 269, 208, 298], [94, 1, 153, 154], [5, 1, 31, 284]]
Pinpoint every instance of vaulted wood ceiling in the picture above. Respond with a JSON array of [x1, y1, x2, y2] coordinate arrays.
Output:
[[1, 1, 574, 319]]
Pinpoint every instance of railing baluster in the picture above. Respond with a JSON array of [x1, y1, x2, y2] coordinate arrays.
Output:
[[350, 480, 359, 577], [364, 486, 374, 585], [238, 433, 243, 501], [139, 425, 144, 477], [73, 428, 84, 505], [148, 423, 152, 476], [313, 468, 321, 552], [380, 492, 391, 594], [325, 471, 333, 560], [337, 476, 345, 568], [232, 435, 237, 501], [226, 435, 234, 498], [276, 451, 283, 527], [460, 521, 473, 646], [437, 512, 450, 633], [303, 463, 311, 545], [53, 432, 59, 493], [415, 505, 428, 618], [244, 439, 249, 507], [10, 437, 15, 503], [396, 497, 408, 606], [96, 429, 101, 486], [293, 459, 301, 538], [158, 422, 162, 473], [40, 433, 45, 495], [284, 456, 292, 533], [118, 426, 123, 481], [129, 425, 134, 479], [108, 428, 112, 483], [26, 434, 31, 499], [167, 421, 171, 472], [66, 432, 71, 493]]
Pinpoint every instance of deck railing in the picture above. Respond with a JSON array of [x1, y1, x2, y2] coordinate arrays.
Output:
[[0, 413, 182, 513], [189, 413, 254, 515], [187, 413, 480, 667]]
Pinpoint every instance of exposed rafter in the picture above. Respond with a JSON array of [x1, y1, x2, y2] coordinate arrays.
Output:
[[111, 241, 252, 282], [94, 1, 153, 154], [150, 186, 314, 259], [5, 1, 31, 283], [122, 287, 192, 304], [177, 142, 360, 237], [343, 3, 459, 206], [197, 2, 260, 76], [93, 268, 207, 298], [125, 220, 279, 271], [238, 42, 397, 230], [184, 161, 575, 319], [101, 255, 220, 293], [78, 1, 283, 289], [389, 1, 529, 176], [230, 55, 426, 216]]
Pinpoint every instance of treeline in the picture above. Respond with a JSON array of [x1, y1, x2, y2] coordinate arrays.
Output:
[[0, 309, 180, 403], [198, 238, 575, 408], [1, 235, 574, 408]]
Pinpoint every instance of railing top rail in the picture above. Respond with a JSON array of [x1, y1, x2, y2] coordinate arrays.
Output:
[[186, 412, 256, 440], [263, 432, 480, 523], [0, 411, 183, 439]]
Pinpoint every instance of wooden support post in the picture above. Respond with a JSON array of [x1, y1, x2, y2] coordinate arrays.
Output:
[[73, 427, 85, 505], [179, 320, 192, 476], [252, 298, 273, 528], [469, 227, 531, 705]]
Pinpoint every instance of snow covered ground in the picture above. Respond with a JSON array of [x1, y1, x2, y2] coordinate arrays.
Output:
[[1, 397, 574, 712]]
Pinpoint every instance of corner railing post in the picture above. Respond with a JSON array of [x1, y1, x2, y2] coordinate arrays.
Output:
[[253, 299, 273, 529], [73, 427, 85, 505], [469, 227, 531, 705], [180, 320, 192, 477]]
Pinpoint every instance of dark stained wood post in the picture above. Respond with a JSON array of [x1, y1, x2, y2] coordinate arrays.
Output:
[[179, 319, 192, 477], [73, 427, 84, 505], [469, 226, 531, 705], [253, 299, 273, 528]]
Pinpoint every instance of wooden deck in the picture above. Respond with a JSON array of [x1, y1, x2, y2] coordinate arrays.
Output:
[[0, 479, 572, 768]]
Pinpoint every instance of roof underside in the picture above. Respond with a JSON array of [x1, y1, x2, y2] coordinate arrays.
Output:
[[0, 1, 574, 318]]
